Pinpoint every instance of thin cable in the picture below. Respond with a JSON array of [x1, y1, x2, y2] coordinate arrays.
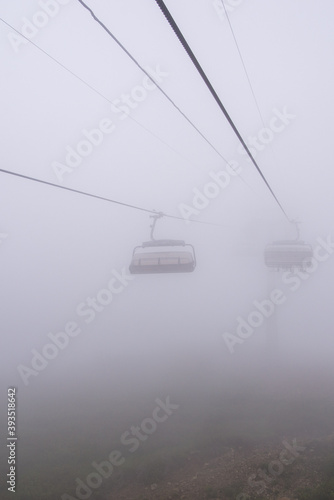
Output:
[[0, 15, 252, 217], [0, 167, 222, 227], [0, 17, 250, 226], [220, 0, 266, 130], [154, 0, 290, 221], [75, 0, 254, 194], [0, 18, 199, 170], [220, 0, 279, 168], [1, 15, 254, 197], [1, 15, 252, 193], [76, 0, 233, 167]]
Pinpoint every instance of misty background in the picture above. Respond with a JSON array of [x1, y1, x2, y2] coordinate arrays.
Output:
[[1, 0, 334, 498]]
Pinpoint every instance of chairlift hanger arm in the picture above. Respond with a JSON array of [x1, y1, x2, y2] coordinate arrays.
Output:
[[290, 219, 301, 240], [150, 211, 164, 241]]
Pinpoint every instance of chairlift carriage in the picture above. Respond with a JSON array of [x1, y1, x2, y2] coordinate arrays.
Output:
[[264, 221, 313, 270], [129, 212, 196, 274], [264, 240, 313, 270]]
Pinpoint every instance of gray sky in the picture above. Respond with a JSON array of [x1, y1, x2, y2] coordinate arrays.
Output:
[[1, 0, 334, 407]]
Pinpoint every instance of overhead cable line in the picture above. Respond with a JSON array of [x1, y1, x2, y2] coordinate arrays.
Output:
[[220, 0, 267, 130], [0, 167, 222, 227], [219, 0, 279, 167], [76, 0, 234, 169], [0, 18, 200, 170], [154, 0, 290, 222], [1, 15, 251, 192], [0, 16, 249, 227]]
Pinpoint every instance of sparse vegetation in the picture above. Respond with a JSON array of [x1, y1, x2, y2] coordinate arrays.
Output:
[[297, 453, 334, 500], [2, 381, 334, 499]]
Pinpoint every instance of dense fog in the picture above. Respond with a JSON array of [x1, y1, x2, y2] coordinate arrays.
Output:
[[1, 1, 334, 499]]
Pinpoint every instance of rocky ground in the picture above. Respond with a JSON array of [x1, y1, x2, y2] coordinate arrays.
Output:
[[106, 433, 334, 500]]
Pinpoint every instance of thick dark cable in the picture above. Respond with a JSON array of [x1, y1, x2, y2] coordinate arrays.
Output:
[[0, 17, 242, 228], [76, 0, 231, 166], [154, 0, 289, 221], [0, 15, 253, 196], [0, 168, 222, 226], [1, 15, 240, 181]]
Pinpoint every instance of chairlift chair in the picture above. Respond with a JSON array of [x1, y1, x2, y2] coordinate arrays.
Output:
[[264, 221, 313, 270], [129, 213, 196, 274], [264, 240, 313, 270]]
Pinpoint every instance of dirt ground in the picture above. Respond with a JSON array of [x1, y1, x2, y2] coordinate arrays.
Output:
[[105, 433, 334, 500]]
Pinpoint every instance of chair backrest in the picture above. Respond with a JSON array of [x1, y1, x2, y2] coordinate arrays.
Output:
[[129, 248, 195, 274], [264, 241, 313, 269], [141, 239, 186, 248]]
